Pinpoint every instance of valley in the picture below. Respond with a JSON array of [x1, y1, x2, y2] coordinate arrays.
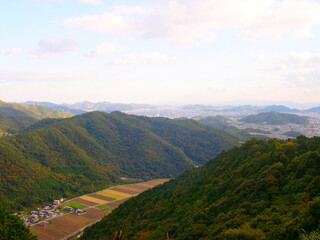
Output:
[[3, 1, 320, 239], [29, 179, 168, 240], [1, 100, 320, 240]]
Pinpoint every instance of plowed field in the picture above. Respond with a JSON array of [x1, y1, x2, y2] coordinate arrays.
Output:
[[31, 179, 169, 240]]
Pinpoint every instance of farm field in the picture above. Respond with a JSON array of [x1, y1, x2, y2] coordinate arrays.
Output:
[[31, 179, 169, 240]]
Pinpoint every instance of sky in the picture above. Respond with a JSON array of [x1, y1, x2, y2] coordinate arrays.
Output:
[[1, 0, 320, 105]]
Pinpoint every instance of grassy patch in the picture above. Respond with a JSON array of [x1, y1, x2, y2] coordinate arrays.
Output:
[[96, 205, 113, 211], [61, 201, 84, 209]]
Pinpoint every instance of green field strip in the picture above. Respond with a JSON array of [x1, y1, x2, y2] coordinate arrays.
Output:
[[96, 205, 114, 211]]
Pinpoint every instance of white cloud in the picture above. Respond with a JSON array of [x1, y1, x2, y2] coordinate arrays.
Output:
[[30, 37, 77, 58], [0, 48, 22, 56], [256, 54, 278, 62], [286, 52, 320, 87], [79, 0, 100, 5], [288, 52, 320, 68], [63, 7, 144, 34], [32, 0, 100, 4], [0, 69, 99, 83], [110, 52, 176, 65], [63, 0, 320, 43], [84, 42, 123, 57], [265, 52, 320, 87]]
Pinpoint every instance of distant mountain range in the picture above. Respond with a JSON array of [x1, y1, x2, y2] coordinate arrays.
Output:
[[65, 101, 156, 112], [21, 101, 86, 115], [15, 101, 320, 115], [183, 104, 307, 113], [180, 104, 320, 114], [304, 106, 320, 113]]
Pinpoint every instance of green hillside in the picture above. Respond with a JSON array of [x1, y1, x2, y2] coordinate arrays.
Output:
[[285, 130, 303, 138], [193, 116, 269, 140], [240, 111, 310, 125], [0, 100, 73, 134], [0, 111, 238, 210], [80, 136, 320, 240], [0, 113, 37, 134], [0, 101, 73, 119]]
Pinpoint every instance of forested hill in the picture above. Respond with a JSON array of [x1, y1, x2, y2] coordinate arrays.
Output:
[[0, 113, 37, 135], [0, 101, 73, 119], [0, 111, 239, 210], [80, 136, 320, 240], [0, 100, 73, 134], [240, 111, 310, 125]]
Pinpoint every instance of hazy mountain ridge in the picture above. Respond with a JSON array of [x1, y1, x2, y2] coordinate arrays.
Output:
[[64, 101, 156, 112], [21, 101, 86, 115], [80, 136, 320, 240], [256, 105, 300, 113], [17, 101, 320, 115], [240, 111, 310, 125], [193, 115, 231, 129]]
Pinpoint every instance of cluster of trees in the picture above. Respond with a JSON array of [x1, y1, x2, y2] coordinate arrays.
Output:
[[80, 136, 320, 240], [0, 204, 36, 240], [0, 111, 238, 210]]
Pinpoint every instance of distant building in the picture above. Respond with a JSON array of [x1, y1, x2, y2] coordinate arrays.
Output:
[[37, 221, 49, 227]]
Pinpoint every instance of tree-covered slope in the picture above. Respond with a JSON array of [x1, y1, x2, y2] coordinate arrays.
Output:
[[0, 100, 74, 134], [135, 116, 240, 164], [240, 111, 309, 125], [0, 113, 37, 134], [80, 136, 320, 240], [0, 111, 238, 210], [0, 204, 36, 240], [0, 100, 73, 119], [193, 116, 269, 140]]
